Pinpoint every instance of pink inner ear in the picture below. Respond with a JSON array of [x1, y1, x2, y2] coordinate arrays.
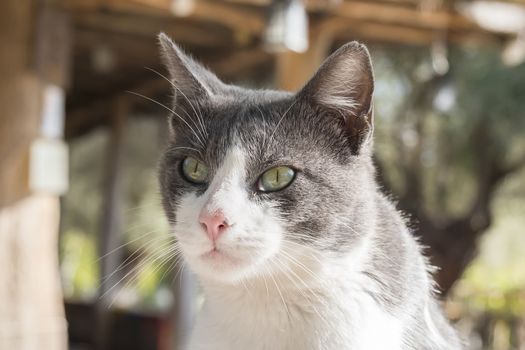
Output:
[[294, 42, 374, 154], [299, 41, 374, 119]]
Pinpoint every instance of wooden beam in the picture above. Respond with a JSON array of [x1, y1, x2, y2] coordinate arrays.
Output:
[[334, 1, 477, 32], [227, 0, 421, 9], [56, 0, 510, 50], [60, 0, 265, 35], [317, 18, 435, 46], [128, 0, 264, 35], [35, 9, 72, 87], [210, 47, 271, 78], [275, 31, 332, 91], [317, 18, 501, 47], [171, 0, 479, 33], [65, 78, 166, 139], [0, 3, 40, 206], [73, 11, 235, 47], [58, 0, 511, 46], [65, 47, 270, 138], [189, 0, 264, 34]]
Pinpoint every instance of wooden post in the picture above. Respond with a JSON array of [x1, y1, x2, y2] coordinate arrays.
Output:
[[274, 29, 333, 91], [0, 196, 65, 350], [95, 98, 129, 350], [0, 2, 68, 350]]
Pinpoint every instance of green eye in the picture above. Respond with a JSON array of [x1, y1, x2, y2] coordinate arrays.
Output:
[[181, 157, 209, 184], [258, 166, 296, 192]]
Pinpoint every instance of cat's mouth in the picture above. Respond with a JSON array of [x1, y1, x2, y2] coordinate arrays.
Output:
[[201, 248, 241, 265]]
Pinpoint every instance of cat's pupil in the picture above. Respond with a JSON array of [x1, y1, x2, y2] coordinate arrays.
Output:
[[259, 166, 295, 192], [181, 157, 208, 184]]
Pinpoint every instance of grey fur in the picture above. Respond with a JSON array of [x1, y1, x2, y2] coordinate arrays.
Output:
[[157, 33, 463, 349]]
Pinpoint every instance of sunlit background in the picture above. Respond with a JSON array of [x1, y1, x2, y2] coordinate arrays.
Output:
[[1, 1, 524, 350]]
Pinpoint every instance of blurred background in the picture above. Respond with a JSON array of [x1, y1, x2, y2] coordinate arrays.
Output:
[[1, 0, 525, 349]]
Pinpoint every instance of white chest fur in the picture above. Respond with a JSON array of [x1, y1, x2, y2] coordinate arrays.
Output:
[[186, 278, 404, 350]]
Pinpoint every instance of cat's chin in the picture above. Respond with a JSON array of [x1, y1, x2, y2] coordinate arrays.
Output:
[[185, 248, 272, 284]]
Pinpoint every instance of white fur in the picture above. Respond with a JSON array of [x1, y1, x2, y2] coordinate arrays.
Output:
[[173, 145, 283, 283], [172, 144, 405, 350], [188, 255, 404, 350]]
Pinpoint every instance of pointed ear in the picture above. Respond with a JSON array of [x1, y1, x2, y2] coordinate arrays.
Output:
[[297, 42, 375, 154], [158, 32, 224, 101]]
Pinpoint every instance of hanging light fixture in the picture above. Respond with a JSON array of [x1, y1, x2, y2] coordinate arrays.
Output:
[[264, 0, 309, 53], [457, 1, 525, 34], [170, 0, 195, 17], [502, 31, 525, 66], [458, 1, 525, 66]]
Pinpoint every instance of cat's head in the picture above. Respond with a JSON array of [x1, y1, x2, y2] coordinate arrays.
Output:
[[158, 33, 376, 284]]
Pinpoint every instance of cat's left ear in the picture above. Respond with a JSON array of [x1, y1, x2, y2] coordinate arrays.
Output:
[[158, 32, 225, 101], [296, 42, 374, 154]]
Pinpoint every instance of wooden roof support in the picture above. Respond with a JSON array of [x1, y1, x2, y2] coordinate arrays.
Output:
[[185, 0, 265, 34], [59, 0, 265, 35], [317, 18, 437, 47], [334, 1, 477, 32], [57, 0, 508, 51], [60, 0, 512, 138], [74, 11, 235, 47], [316, 18, 500, 47], [227, 0, 421, 9], [275, 30, 333, 92], [65, 78, 165, 139], [65, 47, 271, 138]]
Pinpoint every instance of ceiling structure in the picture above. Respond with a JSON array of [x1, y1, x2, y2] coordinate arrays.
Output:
[[48, 0, 523, 137]]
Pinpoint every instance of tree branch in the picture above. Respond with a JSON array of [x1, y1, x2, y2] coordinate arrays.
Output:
[[499, 152, 525, 177]]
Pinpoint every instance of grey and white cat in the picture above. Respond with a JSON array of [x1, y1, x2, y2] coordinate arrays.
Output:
[[157, 33, 463, 350]]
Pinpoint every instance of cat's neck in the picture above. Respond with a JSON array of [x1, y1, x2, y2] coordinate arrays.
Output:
[[194, 241, 405, 350], [200, 234, 374, 307]]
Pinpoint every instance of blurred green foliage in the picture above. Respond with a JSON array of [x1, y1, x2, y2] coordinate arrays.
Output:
[[374, 46, 525, 220], [456, 166, 525, 317], [61, 229, 99, 299], [60, 118, 172, 309]]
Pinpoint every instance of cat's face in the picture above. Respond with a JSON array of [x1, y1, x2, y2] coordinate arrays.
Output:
[[158, 34, 375, 284]]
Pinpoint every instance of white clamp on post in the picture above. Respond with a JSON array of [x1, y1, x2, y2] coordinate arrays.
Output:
[[29, 84, 69, 196]]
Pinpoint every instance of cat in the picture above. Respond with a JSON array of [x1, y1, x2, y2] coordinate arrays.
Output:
[[157, 32, 463, 350]]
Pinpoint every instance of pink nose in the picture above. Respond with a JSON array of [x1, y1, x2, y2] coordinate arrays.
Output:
[[199, 210, 230, 242]]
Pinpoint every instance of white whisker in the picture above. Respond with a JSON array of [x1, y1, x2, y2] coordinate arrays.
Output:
[[268, 99, 299, 150], [145, 67, 208, 141], [126, 90, 206, 148]]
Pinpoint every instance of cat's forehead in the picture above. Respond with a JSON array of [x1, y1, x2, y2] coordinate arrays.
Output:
[[206, 89, 295, 126], [184, 93, 298, 154]]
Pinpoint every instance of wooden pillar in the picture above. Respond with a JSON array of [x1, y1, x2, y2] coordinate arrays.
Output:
[[95, 98, 129, 350], [0, 2, 68, 350], [274, 30, 333, 91], [0, 195, 65, 350]]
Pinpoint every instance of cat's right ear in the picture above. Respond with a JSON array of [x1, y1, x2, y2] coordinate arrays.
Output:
[[296, 42, 375, 154], [158, 32, 224, 101]]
